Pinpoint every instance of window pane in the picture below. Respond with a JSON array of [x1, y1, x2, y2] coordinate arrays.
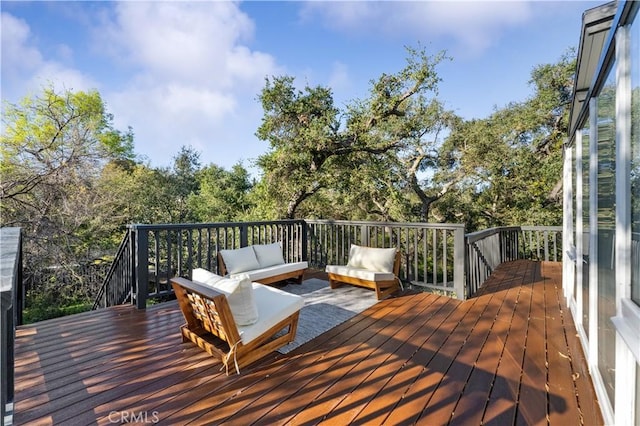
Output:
[[573, 145, 578, 300], [631, 6, 640, 306], [597, 63, 616, 405], [582, 124, 590, 337]]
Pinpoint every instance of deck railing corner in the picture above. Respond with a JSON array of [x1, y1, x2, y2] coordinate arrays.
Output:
[[1, 227, 21, 426]]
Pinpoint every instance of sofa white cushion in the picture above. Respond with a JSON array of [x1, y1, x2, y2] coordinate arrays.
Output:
[[231, 261, 308, 282], [346, 245, 397, 273], [325, 265, 397, 282], [207, 274, 259, 326], [237, 283, 304, 344], [191, 268, 224, 286], [220, 246, 261, 274], [252, 242, 286, 268]]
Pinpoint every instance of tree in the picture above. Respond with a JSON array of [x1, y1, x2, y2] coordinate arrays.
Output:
[[436, 51, 576, 229], [1, 87, 134, 260], [255, 47, 451, 219], [189, 163, 254, 222], [1, 87, 135, 318], [165, 145, 202, 223]]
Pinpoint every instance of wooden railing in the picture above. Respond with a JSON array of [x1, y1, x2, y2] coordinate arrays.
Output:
[[94, 220, 306, 309], [1, 227, 21, 426], [92, 229, 134, 310], [94, 220, 562, 309], [306, 220, 466, 298], [94, 220, 467, 308], [465, 226, 562, 297]]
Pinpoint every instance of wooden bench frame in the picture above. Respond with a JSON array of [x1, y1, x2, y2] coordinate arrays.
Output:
[[170, 277, 300, 374], [327, 251, 402, 300], [217, 252, 305, 286]]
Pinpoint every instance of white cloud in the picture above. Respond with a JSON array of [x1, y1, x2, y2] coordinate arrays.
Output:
[[1, 12, 97, 102], [1, 13, 42, 76], [92, 2, 282, 167], [300, 1, 532, 55], [96, 2, 275, 90]]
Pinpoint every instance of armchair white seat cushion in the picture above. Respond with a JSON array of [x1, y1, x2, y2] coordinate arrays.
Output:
[[238, 283, 304, 344], [231, 261, 308, 283], [192, 268, 224, 286]]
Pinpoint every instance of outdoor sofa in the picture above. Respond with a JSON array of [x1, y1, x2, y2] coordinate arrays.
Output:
[[217, 242, 308, 285]]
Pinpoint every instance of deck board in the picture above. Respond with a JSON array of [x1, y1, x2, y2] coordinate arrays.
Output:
[[13, 260, 604, 425]]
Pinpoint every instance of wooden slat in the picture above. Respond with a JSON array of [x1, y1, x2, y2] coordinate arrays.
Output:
[[13, 262, 603, 425]]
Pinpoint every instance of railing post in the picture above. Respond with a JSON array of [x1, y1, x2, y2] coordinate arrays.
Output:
[[134, 227, 149, 309], [544, 231, 549, 261], [301, 220, 308, 262], [240, 224, 248, 248], [454, 227, 466, 300], [360, 225, 369, 246]]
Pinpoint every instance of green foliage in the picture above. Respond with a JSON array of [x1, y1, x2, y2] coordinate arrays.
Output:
[[1, 87, 135, 264], [255, 47, 454, 220], [188, 163, 254, 222], [23, 300, 92, 324], [434, 51, 575, 229], [4, 50, 578, 321]]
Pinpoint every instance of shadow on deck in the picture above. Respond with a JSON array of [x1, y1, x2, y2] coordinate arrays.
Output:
[[13, 260, 602, 425]]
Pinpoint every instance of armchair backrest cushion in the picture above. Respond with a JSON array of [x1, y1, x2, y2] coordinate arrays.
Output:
[[219, 246, 261, 274], [194, 269, 258, 326], [347, 244, 397, 273], [192, 268, 224, 286], [252, 242, 286, 268]]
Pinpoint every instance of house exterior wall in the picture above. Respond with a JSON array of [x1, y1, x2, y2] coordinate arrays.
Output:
[[565, 2, 640, 425]]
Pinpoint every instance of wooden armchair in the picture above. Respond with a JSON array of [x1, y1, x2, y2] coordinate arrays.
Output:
[[171, 277, 303, 374], [326, 246, 401, 300]]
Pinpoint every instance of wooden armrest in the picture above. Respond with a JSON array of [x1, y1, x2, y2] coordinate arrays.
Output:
[[217, 252, 228, 276], [171, 276, 226, 299], [170, 276, 241, 344]]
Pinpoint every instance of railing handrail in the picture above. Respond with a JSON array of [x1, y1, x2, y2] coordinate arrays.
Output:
[[127, 219, 305, 231], [465, 226, 521, 244], [92, 230, 132, 310], [306, 218, 465, 230], [520, 225, 563, 231]]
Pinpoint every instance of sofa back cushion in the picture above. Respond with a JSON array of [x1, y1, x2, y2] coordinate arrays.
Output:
[[252, 242, 286, 268], [192, 268, 224, 286], [211, 273, 259, 326], [347, 244, 397, 273], [219, 246, 261, 274]]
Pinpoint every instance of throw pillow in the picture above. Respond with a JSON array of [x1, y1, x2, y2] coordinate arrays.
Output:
[[253, 242, 286, 268], [219, 246, 261, 274]]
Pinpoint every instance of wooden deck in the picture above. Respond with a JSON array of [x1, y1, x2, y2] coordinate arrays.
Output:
[[13, 260, 602, 425]]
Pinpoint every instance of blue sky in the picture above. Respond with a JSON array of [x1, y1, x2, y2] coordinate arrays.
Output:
[[1, 1, 600, 174]]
